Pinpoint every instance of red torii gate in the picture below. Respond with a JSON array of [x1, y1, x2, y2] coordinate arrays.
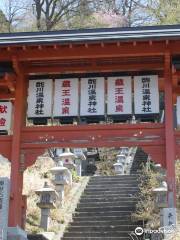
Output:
[[0, 25, 180, 229]]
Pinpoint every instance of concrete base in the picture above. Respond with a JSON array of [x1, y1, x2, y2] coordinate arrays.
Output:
[[7, 227, 28, 240]]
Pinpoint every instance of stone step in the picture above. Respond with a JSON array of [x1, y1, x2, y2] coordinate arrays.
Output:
[[87, 182, 139, 186], [73, 211, 132, 217], [83, 190, 139, 195], [79, 194, 138, 203], [85, 187, 139, 192], [90, 176, 139, 181], [75, 206, 136, 212], [92, 174, 139, 177], [62, 237, 130, 240], [65, 225, 139, 232], [72, 216, 133, 222], [77, 201, 137, 208], [88, 181, 139, 186], [82, 194, 138, 199], [80, 193, 138, 199], [87, 183, 139, 188], [63, 231, 134, 238], [70, 220, 142, 226], [90, 176, 138, 180]]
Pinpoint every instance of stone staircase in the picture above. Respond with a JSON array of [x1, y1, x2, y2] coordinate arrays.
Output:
[[130, 148, 148, 174], [61, 148, 148, 240], [62, 176, 143, 239]]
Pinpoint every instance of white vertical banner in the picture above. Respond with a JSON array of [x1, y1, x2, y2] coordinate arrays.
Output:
[[134, 75, 159, 114], [107, 77, 132, 115], [0, 177, 10, 240], [53, 79, 79, 117], [80, 77, 105, 116], [176, 96, 180, 127], [0, 102, 12, 131], [27, 79, 53, 118]]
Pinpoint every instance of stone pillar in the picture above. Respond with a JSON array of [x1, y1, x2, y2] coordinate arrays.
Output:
[[40, 208, 50, 231], [0, 178, 10, 240], [75, 159, 82, 177], [55, 185, 65, 204]]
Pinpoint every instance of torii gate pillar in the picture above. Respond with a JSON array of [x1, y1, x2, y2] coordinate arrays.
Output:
[[164, 52, 176, 207], [8, 59, 27, 227]]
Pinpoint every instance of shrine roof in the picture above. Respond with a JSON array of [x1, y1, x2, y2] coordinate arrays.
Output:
[[1, 24, 180, 46]]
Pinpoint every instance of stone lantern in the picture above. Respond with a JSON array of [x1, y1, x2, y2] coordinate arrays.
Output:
[[58, 148, 76, 170], [119, 147, 129, 155], [116, 154, 126, 165], [153, 181, 168, 208], [35, 182, 58, 231], [73, 148, 86, 176], [50, 161, 69, 205], [113, 162, 124, 175]]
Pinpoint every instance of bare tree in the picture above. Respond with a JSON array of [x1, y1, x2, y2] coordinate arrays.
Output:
[[94, 0, 146, 27], [32, 0, 81, 31], [2, 0, 28, 32]]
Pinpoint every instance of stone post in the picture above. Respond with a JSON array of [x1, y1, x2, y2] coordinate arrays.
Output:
[[0, 177, 10, 240], [75, 158, 82, 177]]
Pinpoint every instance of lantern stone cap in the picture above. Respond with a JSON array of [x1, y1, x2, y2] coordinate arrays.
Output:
[[75, 153, 86, 160], [73, 148, 86, 159], [120, 147, 129, 150], [86, 150, 98, 156], [117, 154, 126, 158], [50, 161, 68, 172], [50, 166, 68, 172], [154, 163, 162, 167], [153, 187, 167, 192], [113, 162, 123, 166], [153, 181, 168, 192], [59, 151, 76, 158], [35, 182, 57, 195], [154, 164, 162, 170]]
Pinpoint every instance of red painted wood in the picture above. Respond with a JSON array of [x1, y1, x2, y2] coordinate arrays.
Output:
[[0, 136, 12, 160], [164, 53, 176, 207], [24, 62, 164, 74], [9, 67, 27, 227], [0, 41, 167, 61]]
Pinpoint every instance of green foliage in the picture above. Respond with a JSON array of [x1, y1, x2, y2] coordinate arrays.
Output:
[[71, 169, 81, 182], [96, 148, 117, 176], [145, 0, 180, 25], [132, 163, 160, 228], [0, 10, 9, 33], [96, 160, 116, 176]]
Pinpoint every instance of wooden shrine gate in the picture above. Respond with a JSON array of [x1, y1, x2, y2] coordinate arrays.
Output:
[[0, 25, 180, 229]]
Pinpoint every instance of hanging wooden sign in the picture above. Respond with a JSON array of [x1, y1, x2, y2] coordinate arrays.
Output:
[[134, 75, 159, 114], [107, 76, 132, 115], [27, 79, 53, 118], [53, 79, 79, 117], [80, 77, 105, 116], [0, 102, 12, 131]]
